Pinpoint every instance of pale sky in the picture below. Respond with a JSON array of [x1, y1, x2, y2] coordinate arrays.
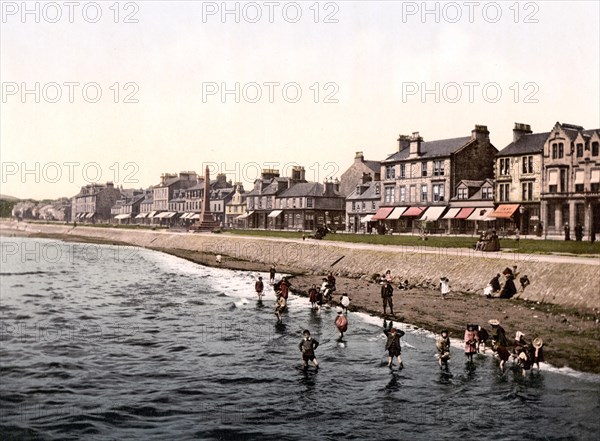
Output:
[[1, 1, 599, 200]]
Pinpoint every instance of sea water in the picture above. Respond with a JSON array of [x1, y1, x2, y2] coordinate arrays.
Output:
[[1, 237, 598, 441]]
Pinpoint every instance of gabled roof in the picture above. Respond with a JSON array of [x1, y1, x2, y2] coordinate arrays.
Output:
[[498, 132, 549, 156], [383, 136, 473, 162], [347, 181, 381, 200], [280, 182, 326, 198], [457, 180, 484, 188], [363, 160, 381, 174]]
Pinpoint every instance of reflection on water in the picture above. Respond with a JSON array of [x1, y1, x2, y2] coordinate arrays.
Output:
[[0, 238, 598, 441]]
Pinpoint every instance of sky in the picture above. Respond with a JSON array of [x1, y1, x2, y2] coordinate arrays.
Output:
[[1, 1, 599, 200]]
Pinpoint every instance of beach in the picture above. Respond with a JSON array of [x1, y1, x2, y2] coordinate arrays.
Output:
[[3, 223, 598, 374]]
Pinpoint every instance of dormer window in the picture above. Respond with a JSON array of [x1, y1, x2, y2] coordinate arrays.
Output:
[[375, 184, 380, 195]]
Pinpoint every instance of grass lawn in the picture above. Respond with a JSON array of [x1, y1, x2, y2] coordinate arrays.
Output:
[[225, 229, 600, 255]]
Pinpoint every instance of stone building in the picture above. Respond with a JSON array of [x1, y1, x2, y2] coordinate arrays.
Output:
[[345, 173, 381, 233], [540, 122, 600, 238], [492, 123, 548, 234], [226, 184, 247, 228], [339, 151, 381, 197], [111, 189, 147, 224], [446, 179, 495, 234], [151, 171, 198, 224], [71, 182, 122, 222], [375, 125, 498, 233], [246, 169, 294, 229]]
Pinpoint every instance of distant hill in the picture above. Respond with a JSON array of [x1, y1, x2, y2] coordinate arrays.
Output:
[[0, 194, 19, 201]]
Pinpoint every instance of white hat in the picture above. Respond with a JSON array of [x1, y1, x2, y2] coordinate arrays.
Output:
[[336, 307, 343, 314], [515, 331, 525, 341]]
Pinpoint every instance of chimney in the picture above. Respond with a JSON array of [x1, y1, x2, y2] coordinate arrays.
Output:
[[513, 122, 532, 142], [471, 125, 490, 143], [160, 174, 166, 185], [361, 172, 372, 184], [409, 132, 423, 157], [323, 177, 335, 196], [261, 168, 280, 181], [397, 134, 410, 152], [355, 151, 365, 162], [334, 177, 340, 193], [291, 165, 306, 181], [106, 182, 114, 189]]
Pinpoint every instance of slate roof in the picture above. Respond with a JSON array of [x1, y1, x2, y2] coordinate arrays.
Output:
[[347, 181, 381, 200], [497, 132, 549, 156], [383, 136, 473, 162], [363, 160, 381, 174], [279, 182, 340, 198], [458, 180, 484, 188]]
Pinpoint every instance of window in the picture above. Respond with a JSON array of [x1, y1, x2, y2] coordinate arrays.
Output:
[[558, 143, 564, 158], [521, 182, 533, 201], [432, 183, 444, 202], [385, 165, 396, 180], [457, 187, 468, 200], [499, 158, 511, 176], [375, 184, 380, 195], [299, 198, 303, 208], [258, 197, 263, 209], [420, 184, 428, 202], [592, 142, 599, 156], [351, 201, 356, 211], [576, 143, 584, 157], [399, 164, 406, 179], [267, 197, 272, 209], [433, 160, 445, 176], [549, 185, 557, 193], [249, 198, 255, 209], [551, 143, 564, 159], [560, 169, 567, 192], [371, 201, 376, 210], [575, 183, 584, 192], [547, 203, 555, 227], [384, 186, 395, 204], [361, 201, 366, 210], [292, 198, 296, 208], [498, 183, 510, 202], [421, 162, 428, 177], [399, 186, 406, 202], [522, 156, 534, 174], [306, 198, 313, 208], [482, 186, 493, 200]]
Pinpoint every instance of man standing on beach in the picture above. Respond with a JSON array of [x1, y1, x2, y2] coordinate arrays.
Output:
[[269, 266, 276, 284], [381, 282, 394, 315], [439, 277, 450, 299], [299, 330, 319, 370]]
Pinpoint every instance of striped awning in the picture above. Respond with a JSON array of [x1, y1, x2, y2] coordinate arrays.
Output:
[[442, 208, 461, 219], [467, 207, 495, 221], [135, 212, 148, 219], [236, 211, 253, 220], [372, 207, 394, 220], [419, 206, 446, 222], [489, 204, 520, 219], [455, 207, 475, 219], [114, 213, 131, 220], [387, 206, 407, 220], [361, 214, 374, 223], [147, 211, 158, 218], [268, 210, 283, 218], [401, 206, 425, 217]]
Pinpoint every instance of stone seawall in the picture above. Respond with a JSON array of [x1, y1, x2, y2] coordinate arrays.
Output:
[[2, 221, 599, 310]]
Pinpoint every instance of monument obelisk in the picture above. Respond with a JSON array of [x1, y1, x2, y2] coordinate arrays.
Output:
[[191, 165, 219, 231]]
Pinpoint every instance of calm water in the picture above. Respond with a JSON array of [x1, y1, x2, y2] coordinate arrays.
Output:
[[1, 237, 598, 441]]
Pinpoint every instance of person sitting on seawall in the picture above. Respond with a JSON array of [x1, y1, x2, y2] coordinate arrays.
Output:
[[499, 272, 517, 299]]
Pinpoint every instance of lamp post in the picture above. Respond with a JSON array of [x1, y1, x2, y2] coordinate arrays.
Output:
[[519, 205, 526, 236]]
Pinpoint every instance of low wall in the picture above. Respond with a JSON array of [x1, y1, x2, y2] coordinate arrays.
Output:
[[2, 221, 599, 310]]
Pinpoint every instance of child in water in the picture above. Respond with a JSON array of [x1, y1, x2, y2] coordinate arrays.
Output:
[[334, 307, 348, 340], [436, 329, 451, 370], [464, 324, 479, 363], [340, 293, 350, 314], [383, 321, 405, 369], [299, 330, 319, 370]]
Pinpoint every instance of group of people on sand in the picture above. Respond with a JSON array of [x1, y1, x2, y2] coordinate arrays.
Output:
[[435, 320, 544, 375], [257, 266, 544, 374], [483, 266, 530, 299]]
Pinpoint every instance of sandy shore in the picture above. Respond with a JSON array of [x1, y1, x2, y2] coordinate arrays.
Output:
[[2, 226, 599, 374]]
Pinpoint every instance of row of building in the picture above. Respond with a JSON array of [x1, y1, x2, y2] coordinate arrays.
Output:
[[16, 121, 599, 238]]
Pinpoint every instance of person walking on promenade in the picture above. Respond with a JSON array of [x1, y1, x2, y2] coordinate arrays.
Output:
[[575, 223, 583, 241], [255, 276, 264, 301], [436, 329, 451, 370], [381, 281, 394, 315], [564, 223, 570, 241], [334, 308, 348, 340], [489, 319, 510, 370], [299, 330, 319, 370], [439, 277, 450, 299], [384, 326, 405, 370], [269, 266, 276, 284], [308, 284, 318, 310], [464, 324, 479, 363]]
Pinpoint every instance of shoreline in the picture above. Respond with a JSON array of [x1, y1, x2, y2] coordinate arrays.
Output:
[[2, 224, 599, 374]]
